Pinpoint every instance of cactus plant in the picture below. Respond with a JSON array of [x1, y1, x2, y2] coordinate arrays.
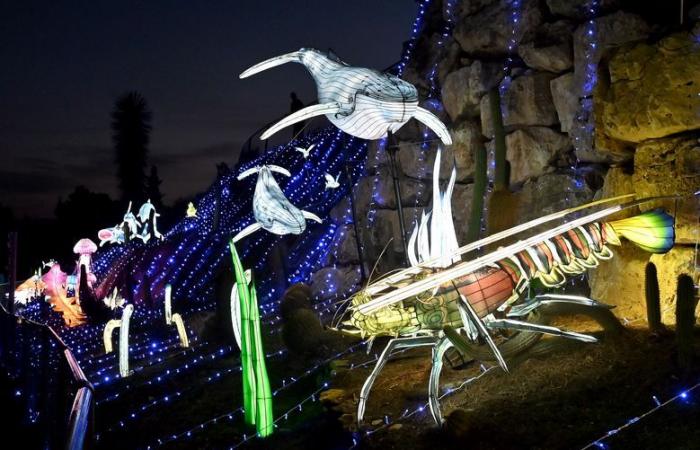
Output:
[[489, 88, 508, 192], [486, 87, 518, 237], [675, 273, 698, 370], [645, 262, 663, 334]]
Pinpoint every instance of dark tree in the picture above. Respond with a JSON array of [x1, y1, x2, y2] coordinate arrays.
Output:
[[55, 186, 119, 254], [145, 165, 164, 208], [112, 91, 152, 203]]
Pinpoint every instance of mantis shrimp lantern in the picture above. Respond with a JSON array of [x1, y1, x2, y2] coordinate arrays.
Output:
[[339, 183, 680, 424], [239, 48, 452, 145]]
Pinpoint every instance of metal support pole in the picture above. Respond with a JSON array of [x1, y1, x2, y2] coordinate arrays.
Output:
[[344, 163, 367, 282], [386, 132, 409, 266]]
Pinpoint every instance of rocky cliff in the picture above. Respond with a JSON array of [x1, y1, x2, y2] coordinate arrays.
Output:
[[312, 0, 700, 324]]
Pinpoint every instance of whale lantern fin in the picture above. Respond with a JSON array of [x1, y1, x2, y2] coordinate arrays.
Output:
[[239, 51, 302, 79], [237, 166, 262, 180], [413, 106, 452, 146], [261, 102, 342, 140], [232, 223, 264, 244], [267, 165, 291, 178], [302, 210, 323, 224]]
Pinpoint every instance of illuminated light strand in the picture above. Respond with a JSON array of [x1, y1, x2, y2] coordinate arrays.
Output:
[[581, 381, 700, 450], [96, 344, 238, 405], [366, 0, 431, 230], [97, 348, 289, 436], [350, 364, 496, 447], [144, 341, 367, 448]]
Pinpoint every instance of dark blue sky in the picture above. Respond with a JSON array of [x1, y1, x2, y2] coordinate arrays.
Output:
[[0, 0, 416, 217]]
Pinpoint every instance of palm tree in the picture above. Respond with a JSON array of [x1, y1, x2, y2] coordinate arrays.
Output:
[[112, 91, 152, 203]]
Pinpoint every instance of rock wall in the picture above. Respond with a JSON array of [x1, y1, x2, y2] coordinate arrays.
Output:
[[311, 0, 700, 322]]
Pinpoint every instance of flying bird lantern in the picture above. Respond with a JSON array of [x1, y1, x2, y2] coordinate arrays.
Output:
[[239, 48, 452, 145]]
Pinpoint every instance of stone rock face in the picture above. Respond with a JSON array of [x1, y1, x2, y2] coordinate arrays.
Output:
[[593, 166, 638, 218], [451, 183, 475, 244], [569, 97, 634, 163], [650, 248, 700, 324], [453, 0, 498, 19], [399, 121, 481, 182], [546, 0, 620, 19], [450, 121, 482, 181], [481, 72, 559, 136], [454, 0, 543, 56], [310, 266, 361, 301], [589, 246, 700, 325], [352, 169, 430, 210], [503, 127, 572, 185], [518, 21, 574, 73], [329, 197, 352, 224], [550, 72, 576, 133], [514, 172, 594, 222], [325, 225, 360, 266], [601, 32, 700, 142], [437, 41, 463, 86], [633, 135, 700, 245], [572, 12, 650, 95], [587, 244, 650, 322], [441, 61, 503, 120], [354, 207, 420, 272]]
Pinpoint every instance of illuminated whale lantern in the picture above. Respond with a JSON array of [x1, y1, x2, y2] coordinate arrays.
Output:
[[239, 48, 452, 145], [232, 165, 322, 243]]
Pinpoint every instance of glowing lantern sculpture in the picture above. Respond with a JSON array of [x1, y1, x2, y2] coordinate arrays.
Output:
[[232, 165, 322, 243], [339, 187, 685, 424], [229, 242, 273, 437], [164, 284, 189, 348], [239, 48, 452, 145], [73, 238, 98, 286]]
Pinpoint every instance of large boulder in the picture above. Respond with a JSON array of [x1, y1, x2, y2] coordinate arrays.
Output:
[[498, 127, 572, 185], [593, 166, 638, 219], [441, 61, 503, 120], [550, 72, 576, 133], [518, 21, 574, 73], [513, 172, 594, 222], [398, 121, 481, 182], [310, 266, 362, 301], [546, 0, 620, 19], [589, 246, 700, 325], [352, 168, 430, 211], [453, 0, 543, 56], [569, 97, 635, 163], [650, 248, 700, 325], [451, 183, 476, 244], [572, 11, 650, 96], [587, 243, 650, 322], [600, 31, 700, 142], [632, 135, 700, 245], [323, 224, 360, 266], [450, 120, 482, 182], [481, 72, 559, 137]]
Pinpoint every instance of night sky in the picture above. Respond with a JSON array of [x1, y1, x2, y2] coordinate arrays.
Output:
[[1, 1, 416, 218]]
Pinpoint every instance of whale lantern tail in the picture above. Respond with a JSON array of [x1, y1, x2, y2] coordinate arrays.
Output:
[[606, 209, 675, 254]]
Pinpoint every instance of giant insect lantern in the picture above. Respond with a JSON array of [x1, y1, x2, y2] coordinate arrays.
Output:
[[239, 48, 452, 145], [337, 175, 686, 424]]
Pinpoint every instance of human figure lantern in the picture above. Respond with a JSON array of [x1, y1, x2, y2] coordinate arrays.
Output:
[[239, 48, 452, 145]]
